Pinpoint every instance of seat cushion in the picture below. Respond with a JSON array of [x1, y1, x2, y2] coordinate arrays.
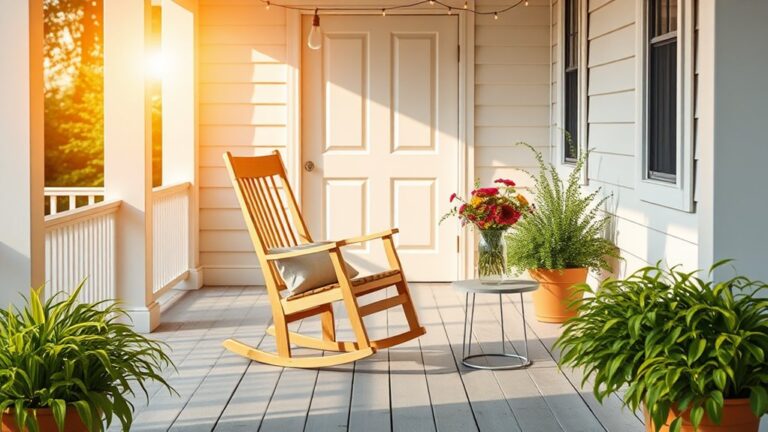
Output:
[[271, 242, 359, 295]]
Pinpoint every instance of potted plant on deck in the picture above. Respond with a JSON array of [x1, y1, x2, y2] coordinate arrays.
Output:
[[442, 179, 531, 280], [556, 262, 768, 432], [0, 282, 176, 432], [505, 143, 617, 322]]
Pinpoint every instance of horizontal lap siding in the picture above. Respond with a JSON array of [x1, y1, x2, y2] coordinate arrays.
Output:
[[579, 0, 699, 274], [199, 2, 287, 285], [475, 0, 551, 191]]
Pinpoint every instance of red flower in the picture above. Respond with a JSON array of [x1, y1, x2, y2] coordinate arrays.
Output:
[[494, 178, 516, 187], [472, 187, 499, 197], [449, 193, 457, 202], [458, 204, 467, 214], [495, 204, 521, 225]]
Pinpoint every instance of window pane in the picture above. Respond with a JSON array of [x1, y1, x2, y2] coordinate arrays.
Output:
[[564, 70, 578, 161], [649, 39, 677, 178]]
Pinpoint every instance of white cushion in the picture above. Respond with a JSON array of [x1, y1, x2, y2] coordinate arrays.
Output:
[[270, 242, 359, 295]]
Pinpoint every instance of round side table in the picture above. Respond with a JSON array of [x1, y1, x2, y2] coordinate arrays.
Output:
[[452, 279, 539, 370]]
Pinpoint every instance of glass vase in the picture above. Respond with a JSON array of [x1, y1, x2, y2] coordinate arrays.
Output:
[[477, 228, 507, 281]]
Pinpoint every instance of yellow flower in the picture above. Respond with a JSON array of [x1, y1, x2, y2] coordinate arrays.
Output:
[[516, 194, 529, 207], [470, 196, 484, 208]]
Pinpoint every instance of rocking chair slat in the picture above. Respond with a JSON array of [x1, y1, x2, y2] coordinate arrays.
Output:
[[221, 151, 426, 368]]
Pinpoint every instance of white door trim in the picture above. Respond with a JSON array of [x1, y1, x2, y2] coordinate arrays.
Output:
[[286, 7, 475, 279]]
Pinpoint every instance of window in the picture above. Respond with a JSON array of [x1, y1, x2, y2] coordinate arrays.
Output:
[[563, 0, 579, 163], [647, 0, 678, 181], [635, 0, 693, 212]]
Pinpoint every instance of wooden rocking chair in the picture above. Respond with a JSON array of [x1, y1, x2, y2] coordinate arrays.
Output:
[[222, 151, 426, 368]]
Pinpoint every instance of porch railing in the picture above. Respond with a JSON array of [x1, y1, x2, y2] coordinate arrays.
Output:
[[44, 200, 121, 303], [152, 182, 191, 297], [44, 187, 105, 216]]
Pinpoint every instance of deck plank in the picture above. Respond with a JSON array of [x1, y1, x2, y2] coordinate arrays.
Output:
[[504, 292, 645, 432], [130, 287, 249, 431], [445, 289, 566, 432], [347, 288, 391, 432], [411, 285, 480, 432], [303, 304, 355, 432], [128, 285, 650, 432], [169, 289, 269, 431], [389, 287, 437, 432], [428, 285, 522, 432]]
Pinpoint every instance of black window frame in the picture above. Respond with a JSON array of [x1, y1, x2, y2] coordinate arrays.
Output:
[[563, 0, 579, 164], [647, 0, 678, 182]]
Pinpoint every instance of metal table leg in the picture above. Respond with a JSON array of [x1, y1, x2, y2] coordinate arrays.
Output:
[[461, 292, 532, 370]]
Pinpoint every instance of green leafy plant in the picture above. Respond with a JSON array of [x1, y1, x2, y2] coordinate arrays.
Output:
[[505, 142, 617, 273], [0, 282, 176, 431], [556, 261, 768, 432]]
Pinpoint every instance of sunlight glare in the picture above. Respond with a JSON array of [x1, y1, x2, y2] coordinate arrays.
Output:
[[147, 51, 166, 81]]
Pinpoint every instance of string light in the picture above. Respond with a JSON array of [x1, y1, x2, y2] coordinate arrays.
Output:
[[256, 0, 527, 49]]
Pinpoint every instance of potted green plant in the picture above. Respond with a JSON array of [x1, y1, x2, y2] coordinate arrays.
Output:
[[505, 143, 617, 322], [556, 261, 768, 432], [0, 282, 176, 432]]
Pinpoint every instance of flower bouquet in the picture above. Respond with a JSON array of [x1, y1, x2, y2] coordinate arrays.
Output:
[[441, 179, 531, 279]]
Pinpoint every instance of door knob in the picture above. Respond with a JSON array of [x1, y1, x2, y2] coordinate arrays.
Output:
[[304, 161, 315, 172]]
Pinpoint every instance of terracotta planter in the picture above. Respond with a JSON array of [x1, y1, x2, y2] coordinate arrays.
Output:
[[528, 268, 588, 323], [2, 407, 87, 432], [644, 399, 759, 432]]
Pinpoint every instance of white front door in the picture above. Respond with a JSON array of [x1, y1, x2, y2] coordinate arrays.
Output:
[[301, 15, 459, 281]]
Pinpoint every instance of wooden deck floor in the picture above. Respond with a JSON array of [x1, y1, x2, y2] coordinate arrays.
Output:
[[122, 284, 647, 432]]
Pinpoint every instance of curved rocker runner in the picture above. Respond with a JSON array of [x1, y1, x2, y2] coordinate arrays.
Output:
[[222, 151, 426, 368]]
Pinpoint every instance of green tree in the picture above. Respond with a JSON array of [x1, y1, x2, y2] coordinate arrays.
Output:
[[44, 0, 104, 187]]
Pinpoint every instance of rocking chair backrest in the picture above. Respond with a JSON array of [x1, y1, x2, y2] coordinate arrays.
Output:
[[223, 151, 313, 261]]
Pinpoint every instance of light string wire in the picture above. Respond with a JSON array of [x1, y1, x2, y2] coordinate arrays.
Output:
[[260, 0, 526, 16]]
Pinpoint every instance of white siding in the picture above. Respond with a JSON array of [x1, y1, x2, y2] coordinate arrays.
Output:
[[549, 0, 700, 275], [475, 0, 552, 191], [199, 1, 288, 285]]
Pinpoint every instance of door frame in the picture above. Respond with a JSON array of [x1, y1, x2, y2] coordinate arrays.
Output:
[[286, 6, 476, 280]]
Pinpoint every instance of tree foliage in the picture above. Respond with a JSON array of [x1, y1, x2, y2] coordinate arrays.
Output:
[[44, 0, 104, 187]]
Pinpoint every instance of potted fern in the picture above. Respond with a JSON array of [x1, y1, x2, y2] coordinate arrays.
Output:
[[0, 282, 176, 432], [556, 262, 768, 432], [505, 143, 617, 322]]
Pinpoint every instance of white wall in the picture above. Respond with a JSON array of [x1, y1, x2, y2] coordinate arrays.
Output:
[[198, 0, 289, 285], [198, 0, 551, 285], [551, 0, 700, 276]]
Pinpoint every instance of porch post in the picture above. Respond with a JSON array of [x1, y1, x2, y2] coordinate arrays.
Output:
[[697, 1, 768, 281], [103, 0, 159, 332], [161, 0, 202, 290], [0, 0, 45, 306]]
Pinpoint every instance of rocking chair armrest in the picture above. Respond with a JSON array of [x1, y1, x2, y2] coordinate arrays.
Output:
[[264, 242, 340, 261], [336, 228, 399, 247]]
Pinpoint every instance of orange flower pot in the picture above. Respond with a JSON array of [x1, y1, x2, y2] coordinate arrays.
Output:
[[2, 407, 88, 432], [644, 399, 759, 432], [528, 268, 588, 323]]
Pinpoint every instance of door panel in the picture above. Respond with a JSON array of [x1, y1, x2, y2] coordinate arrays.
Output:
[[302, 15, 459, 281]]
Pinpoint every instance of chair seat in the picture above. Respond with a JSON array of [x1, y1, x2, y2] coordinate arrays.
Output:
[[285, 269, 402, 301]]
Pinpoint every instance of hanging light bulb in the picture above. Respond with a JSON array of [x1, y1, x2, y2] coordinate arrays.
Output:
[[493, 11, 498, 19], [265, 1, 270, 10], [381, 8, 386, 15], [307, 9, 322, 50], [429, 0, 435, 5], [447, 6, 452, 14], [524, 0, 529, 5], [463, 0, 468, 8]]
